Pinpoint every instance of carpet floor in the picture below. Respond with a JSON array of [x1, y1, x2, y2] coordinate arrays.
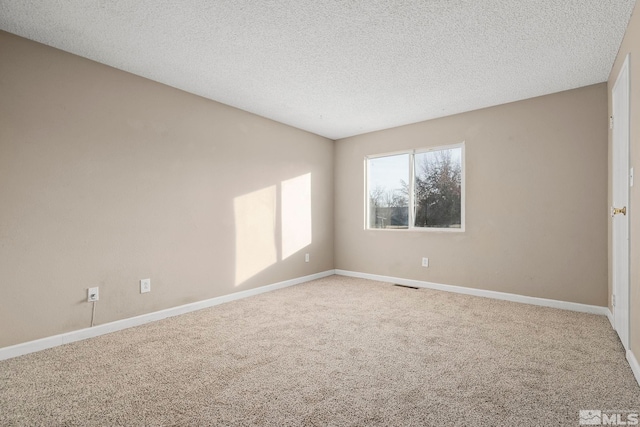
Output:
[[1, 275, 639, 426]]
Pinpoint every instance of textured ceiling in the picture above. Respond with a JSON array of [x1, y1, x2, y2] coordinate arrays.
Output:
[[0, 1, 636, 139]]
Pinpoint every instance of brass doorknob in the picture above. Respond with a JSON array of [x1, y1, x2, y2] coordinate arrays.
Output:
[[611, 206, 627, 216]]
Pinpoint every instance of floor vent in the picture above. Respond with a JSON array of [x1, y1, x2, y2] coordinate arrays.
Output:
[[393, 284, 419, 290]]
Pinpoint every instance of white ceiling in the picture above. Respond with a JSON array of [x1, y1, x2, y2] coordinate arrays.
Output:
[[0, 1, 636, 140]]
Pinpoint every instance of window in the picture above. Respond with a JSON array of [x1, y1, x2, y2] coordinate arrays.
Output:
[[366, 143, 464, 231]]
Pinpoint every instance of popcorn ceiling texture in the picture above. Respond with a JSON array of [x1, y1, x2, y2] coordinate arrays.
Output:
[[0, 0, 636, 139]]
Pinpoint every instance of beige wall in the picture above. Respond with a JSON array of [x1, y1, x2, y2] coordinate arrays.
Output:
[[335, 84, 608, 306], [0, 31, 334, 348], [608, 3, 640, 359]]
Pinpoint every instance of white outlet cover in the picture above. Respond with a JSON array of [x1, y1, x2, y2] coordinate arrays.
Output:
[[422, 257, 429, 267], [88, 287, 99, 302], [140, 278, 151, 294]]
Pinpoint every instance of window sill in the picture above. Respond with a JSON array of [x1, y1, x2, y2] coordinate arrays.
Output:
[[365, 227, 465, 233]]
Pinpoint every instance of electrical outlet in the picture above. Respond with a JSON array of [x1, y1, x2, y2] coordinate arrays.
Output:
[[140, 278, 151, 294], [87, 287, 99, 302], [422, 257, 429, 267], [305, 253, 310, 263]]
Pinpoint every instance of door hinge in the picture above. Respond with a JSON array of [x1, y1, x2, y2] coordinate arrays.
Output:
[[612, 294, 616, 307], [610, 116, 614, 130]]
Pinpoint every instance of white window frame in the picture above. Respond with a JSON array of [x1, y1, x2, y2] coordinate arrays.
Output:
[[365, 142, 465, 232]]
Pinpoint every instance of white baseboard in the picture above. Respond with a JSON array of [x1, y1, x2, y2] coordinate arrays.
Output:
[[0, 270, 335, 361], [627, 350, 640, 387], [607, 309, 615, 329], [335, 269, 609, 316], [0, 269, 615, 361]]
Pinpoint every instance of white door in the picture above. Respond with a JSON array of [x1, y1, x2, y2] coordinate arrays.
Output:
[[612, 54, 630, 351]]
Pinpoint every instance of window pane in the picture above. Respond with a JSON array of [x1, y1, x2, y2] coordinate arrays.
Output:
[[368, 154, 409, 229], [414, 148, 462, 228]]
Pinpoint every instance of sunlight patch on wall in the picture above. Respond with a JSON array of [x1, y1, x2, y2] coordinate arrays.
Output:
[[234, 186, 277, 286], [281, 173, 312, 260]]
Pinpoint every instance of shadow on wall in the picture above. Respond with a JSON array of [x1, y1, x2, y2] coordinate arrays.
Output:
[[234, 173, 312, 286]]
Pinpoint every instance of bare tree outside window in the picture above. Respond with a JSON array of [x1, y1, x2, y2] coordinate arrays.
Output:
[[414, 148, 462, 228]]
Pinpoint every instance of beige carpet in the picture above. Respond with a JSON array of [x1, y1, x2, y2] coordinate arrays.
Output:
[[1, 275, 638, 426]]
